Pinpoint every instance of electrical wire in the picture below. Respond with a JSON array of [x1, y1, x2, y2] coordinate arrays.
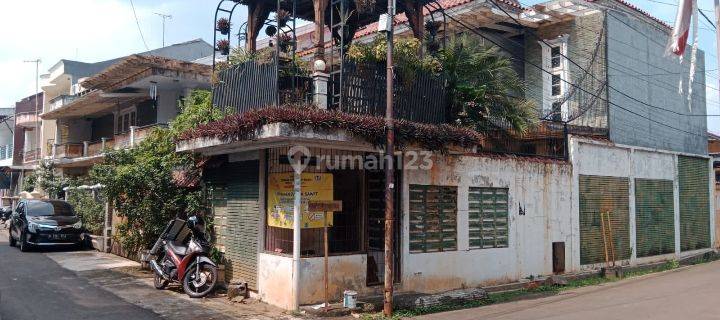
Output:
[[129, 0, 150, 50], [486, 0, 720, 118], [439, 7, 709, 137]]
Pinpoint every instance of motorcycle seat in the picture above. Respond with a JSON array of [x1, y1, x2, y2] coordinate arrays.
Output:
[[167, 242, 187, 256]]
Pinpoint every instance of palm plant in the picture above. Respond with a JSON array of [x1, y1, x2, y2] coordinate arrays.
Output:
[[438, 36, 537, 134]]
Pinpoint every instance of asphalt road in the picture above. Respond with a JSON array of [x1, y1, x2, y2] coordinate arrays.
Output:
[[0, 230, 161, 320], [417, 259, 720, 320]]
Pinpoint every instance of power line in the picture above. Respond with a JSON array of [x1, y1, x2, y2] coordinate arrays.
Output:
[[487, 0, 719, 118], [699, 9, 717, 30], [129, 0, 149, 50], [440, 7, 709, 138]]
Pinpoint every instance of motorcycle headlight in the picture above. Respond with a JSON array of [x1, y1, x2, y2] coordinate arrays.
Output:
[[72, 221, 82, 229]]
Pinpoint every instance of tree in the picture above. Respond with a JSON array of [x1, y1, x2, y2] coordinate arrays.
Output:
[[438, 36, 537, 134], [23, 160, 67, 198], [90, 89, 222, 255]]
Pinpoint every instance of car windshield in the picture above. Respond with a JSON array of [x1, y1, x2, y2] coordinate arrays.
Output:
[[26, 201, 75, 217]]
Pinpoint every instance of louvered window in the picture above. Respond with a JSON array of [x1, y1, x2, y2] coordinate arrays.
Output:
[[469, 187, 509, 249], [409, 185, 457, 253]]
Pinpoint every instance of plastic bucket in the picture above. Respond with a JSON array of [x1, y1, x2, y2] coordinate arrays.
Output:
[[343, 290, 358, 308]]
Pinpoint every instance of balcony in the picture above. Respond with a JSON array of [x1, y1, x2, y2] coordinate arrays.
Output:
[[48, 94, 78, 112], [0, 144, 13, 161], [15, 112, 39, 128], [213, 58, 447, 124], [50, 124, 168, 163], [23, 148, 40, 163]]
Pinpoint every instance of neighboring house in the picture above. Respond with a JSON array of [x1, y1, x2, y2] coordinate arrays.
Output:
[[30, 39, 213, 174], [39, 55, 212, 177], [0, 106, 16, 198], [179, 0, 712, 310]]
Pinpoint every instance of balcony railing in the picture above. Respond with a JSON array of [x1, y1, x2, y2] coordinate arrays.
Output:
[[48, 94, 77, 112], [15, 112, 39, 128], [23, 148, 40, 163], [51, 123, 168, 160], [212, 58, 447, 124], [0, 144, 13, 160]]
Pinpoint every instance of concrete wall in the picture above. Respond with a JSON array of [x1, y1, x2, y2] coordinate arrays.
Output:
[[569, 136, 715, 269], [401, 153, 574, 291], [605, 10, 707, 155]]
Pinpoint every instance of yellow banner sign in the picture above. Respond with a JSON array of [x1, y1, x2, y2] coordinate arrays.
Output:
[[267, 173, 334, 229]]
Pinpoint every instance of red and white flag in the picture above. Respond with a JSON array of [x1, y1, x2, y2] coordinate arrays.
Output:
[[666, 0, 697, 56]]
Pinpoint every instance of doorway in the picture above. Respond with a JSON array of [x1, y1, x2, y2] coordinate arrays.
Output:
[[366, 169, 402, 286]]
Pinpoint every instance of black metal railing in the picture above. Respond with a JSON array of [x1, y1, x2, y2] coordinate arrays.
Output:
[[212, 58, 447, 124], [339, 62, 446, 124]]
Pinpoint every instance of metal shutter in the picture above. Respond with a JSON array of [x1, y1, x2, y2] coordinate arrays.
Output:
[[678, 156, 710, 251], [635, 179, 675, 257], [579, 175, 631, 265], [206, 160, 260, 289], [468, 187, 509, 249], [409, 185, 457, 253]]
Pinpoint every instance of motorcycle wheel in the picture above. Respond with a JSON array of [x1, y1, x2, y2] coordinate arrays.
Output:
[[182, 263, 217, 298], [154, 272, 169, 290]]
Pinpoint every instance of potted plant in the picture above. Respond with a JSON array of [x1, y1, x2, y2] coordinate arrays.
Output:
[[355, 0, 376, 13], [217, 18, 231, 35], [278, 33, 293, 52], [276, 9, 291, 28], [217, 39, 231, 55]]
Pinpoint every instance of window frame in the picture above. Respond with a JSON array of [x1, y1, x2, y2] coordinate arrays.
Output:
[[540, 35, 570, 122], [409, 184, 458, 254], [468, 187, 509, 250]]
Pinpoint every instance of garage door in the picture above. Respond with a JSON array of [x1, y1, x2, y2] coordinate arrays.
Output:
[[635, 179, 675, 257], [579, 175, 631, 265]]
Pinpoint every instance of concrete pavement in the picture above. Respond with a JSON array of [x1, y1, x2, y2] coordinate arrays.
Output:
[[417, 260, 720, 320], [0, 231, 160, 320]]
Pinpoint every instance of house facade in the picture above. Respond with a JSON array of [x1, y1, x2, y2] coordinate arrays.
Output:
[[31, 39, 213, 177], [178, 0, 712, 310]]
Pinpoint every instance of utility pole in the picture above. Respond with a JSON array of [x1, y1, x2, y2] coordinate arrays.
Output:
[[154, 12, 172, 47], [383, 0, 396, 317], [23, 59, 40, 159]]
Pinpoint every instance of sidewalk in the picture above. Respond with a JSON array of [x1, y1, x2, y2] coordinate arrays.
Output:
[[38, 243, 297, 320], [414, 260, 720, 320]]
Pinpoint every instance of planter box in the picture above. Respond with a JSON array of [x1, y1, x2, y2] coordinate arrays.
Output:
[[87, 234, 110, 253]]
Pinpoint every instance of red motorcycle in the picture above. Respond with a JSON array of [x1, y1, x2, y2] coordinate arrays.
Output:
[[149, 216, 218, 298]]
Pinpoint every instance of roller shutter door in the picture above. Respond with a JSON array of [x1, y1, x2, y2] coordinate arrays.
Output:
[[678, 156, 710, 251], [635, 179, 675, 257], [206, 160, 260, 289], [579, 175, 631, 265]]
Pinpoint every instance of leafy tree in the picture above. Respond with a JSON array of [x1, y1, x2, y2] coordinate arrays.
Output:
[[23, 161, 67, 198], [438, 36, 537, 134], [67, 190, 105, 235], [90, 89, 220, 254], [347, 35, 537, 134]]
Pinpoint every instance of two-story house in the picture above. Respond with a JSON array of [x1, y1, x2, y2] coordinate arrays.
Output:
[[177, 0, 713, 310], [34, 39, 213, 177]]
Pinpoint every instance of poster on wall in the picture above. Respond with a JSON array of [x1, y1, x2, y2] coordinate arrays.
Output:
[[267, 172, 334, 229]]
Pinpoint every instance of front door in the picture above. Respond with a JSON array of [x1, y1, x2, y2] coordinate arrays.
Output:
[[366, 170, 401, 286]]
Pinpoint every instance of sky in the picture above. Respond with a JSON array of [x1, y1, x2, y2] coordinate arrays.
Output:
[[0, 0, 717, 133]]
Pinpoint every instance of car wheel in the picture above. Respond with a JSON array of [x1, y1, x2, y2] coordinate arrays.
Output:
[[19, 232, 31, 252], [8, 231, 16, 247]]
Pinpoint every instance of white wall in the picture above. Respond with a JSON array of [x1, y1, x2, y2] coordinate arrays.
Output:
[[401, 153, 573, 291], [156, 90, 180, 125]]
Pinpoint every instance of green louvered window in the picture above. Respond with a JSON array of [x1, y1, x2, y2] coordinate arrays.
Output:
[[579, 175, 631, 265], [409, 185, 457, 253], [678, 156, 710, 251], [635, 179, 675, 257], [468, 187, 509, 249]]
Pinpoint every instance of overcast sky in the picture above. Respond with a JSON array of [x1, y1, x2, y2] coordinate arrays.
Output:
[[0, 0, 717, 133]]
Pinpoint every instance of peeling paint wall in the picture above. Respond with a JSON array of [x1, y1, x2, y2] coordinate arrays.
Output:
[[401, 153, 573, 291]]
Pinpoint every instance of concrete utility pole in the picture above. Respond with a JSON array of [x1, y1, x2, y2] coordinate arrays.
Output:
[[714, 0, 720, 102], [383, 0, 396, 317], [154, 12, 172, 47], [23, 59, 40, 157]]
